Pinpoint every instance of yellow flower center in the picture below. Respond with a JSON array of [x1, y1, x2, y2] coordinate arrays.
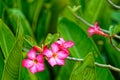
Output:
[[33, 59, 38, 64], [52, 53, 57, 58]]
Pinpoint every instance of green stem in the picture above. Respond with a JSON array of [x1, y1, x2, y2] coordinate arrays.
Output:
[[67, 56, 120, 72], [107, 0, 120, 9]]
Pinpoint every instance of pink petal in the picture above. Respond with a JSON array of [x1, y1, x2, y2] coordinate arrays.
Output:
[[43, 48, 53, 58], [55, 58, 65, 66], [37, 54, 44, 63], [88, 27, 94, 33], [62, 48, 69, 54], [48, 58, 57, 67], [56, 38, 65, 44], [88, 27, 95, 36], [94, 22, 98, 27], [64, 41, 74, 48], [36, 63, 45, 72], [51, 43, 59, 53], [22, 59, 34, 68], [28, 48, 36, 59], [94, 22, 100, 30], [29, 65, 37, 74], [57, 51, 69, 59]]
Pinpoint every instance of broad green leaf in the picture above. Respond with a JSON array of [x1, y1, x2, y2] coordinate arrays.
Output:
[[0, 0, 4, 18], [56, 60, 75, 80], [2, 21, 23, 80], [57, 18, 115, 80], [5, 9, 33, 36], [70, 53, 96, 80], [20, 67, 38, 80], [35, 9, 51, 43], [105, 39, 120, 78], [44, 33, 59, 46], [0, 49, 4, 80], [112, 11, 120, 22], [84, 0, 106, 23], [2, 0, 18, 8], [23, 35, 37, 49], [20, 0, 44, 26], [35, 69, 51, 80], [0, 19, 15, 58]]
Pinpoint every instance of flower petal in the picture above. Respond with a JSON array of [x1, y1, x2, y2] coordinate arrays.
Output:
[[51, 43, 59, 53], [64, 41, 74, 48], [48, 58, 57, 67], [37, 54, 44, 63], [28, 48, 36, 59], [55, 58, 65, 66], [88, 27, 94, 33], [56, 38, 65, 44], [57, 51, 69, 59], [29, 65, 37, 74], [88, 27, 95, 36], [43, 48, 53, 58], [22, 59, 34, 68], [36, 63, 45, 72]]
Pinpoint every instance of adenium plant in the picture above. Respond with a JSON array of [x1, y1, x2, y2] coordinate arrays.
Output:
[[22, 21, 120, 75], [22, 38, 74, 74]]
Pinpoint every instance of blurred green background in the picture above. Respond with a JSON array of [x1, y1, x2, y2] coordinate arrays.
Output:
[[0, 0, 120, 80]]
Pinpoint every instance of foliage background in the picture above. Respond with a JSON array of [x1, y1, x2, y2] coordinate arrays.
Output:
[[0, 0, 120, 80]]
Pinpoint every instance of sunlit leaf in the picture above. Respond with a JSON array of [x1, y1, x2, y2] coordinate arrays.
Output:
[[2, 20, 23, 80], [0, 49, 4, 80], [70, 53, 96, 80], [5, 9, 33, 36], [23, 35, 37, 49], [44, 33, 59, 46], [57, 18, 115, 80], [0, 19, 15, 58]]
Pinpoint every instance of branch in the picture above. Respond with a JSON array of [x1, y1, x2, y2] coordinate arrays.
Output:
[[67, 57, 120, 72], [73, 13, 93, 27], [107, 0, 120, 9], [109, 37, 120, 52], [67, 6, 120, 40]]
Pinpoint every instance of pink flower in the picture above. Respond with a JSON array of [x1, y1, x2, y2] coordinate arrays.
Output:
[[88, 22, 108, 37], [22, 47, 45, 74], [56, 38, 74, 53], [43, 43, 69, 67]]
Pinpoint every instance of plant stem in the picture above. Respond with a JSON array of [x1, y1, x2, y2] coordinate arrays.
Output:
[[69, 7, 120, 40], [73, 13, 93, 27], [109, 37, 120, 52], [107, 0, 120, 9], [67, 57, 120, 72]]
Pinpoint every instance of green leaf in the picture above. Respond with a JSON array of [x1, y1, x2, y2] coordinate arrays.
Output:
[[70, 53, 96, 80], [0, 0, 4, 18], [84, 0, 106, 23], [20, 0, 44, 26], [57, 18, 115, 80], [0, 19, 15, 59], [105, 39, 120, 78], [112, 11, 120, 22], [0, 49, 4, 80], [44, 33, 59, 46], [5, 9, 33, 36], [109, 25, 114, 36], [2, 20, 23, 80], [35, 10, 51, 43], [23, 35, 37, 49]]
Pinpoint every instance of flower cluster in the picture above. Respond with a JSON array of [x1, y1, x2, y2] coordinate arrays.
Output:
[[22, 38, 74, 74], [88, 22, 108, 37]]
